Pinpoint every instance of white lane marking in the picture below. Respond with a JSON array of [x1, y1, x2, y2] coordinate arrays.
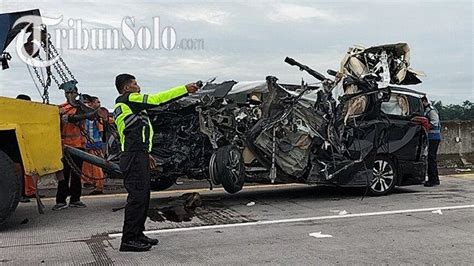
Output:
[[309, 232, 333, 238], [109, 204, 474, 238]]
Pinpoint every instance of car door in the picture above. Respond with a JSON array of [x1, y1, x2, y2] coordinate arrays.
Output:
[[378, 93, 425, 161]]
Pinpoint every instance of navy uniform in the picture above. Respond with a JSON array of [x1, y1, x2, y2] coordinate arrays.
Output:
[[424, 104, 442, 186]]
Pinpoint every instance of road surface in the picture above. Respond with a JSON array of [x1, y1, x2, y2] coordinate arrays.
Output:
[[1, 174, 473, 264]]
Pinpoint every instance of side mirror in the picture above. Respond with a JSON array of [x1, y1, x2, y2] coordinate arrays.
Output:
[[327, 69, 338, 77]]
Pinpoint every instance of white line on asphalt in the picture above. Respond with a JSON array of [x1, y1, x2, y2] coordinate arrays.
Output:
[[109, 204, 474, 238]]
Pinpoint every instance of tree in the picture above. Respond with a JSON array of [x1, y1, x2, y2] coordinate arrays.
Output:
[[432, 100, 474, 121]]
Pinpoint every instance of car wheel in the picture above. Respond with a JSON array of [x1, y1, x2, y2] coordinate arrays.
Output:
[[208, 152, 221, 185], [369, 155, 397, 196], [215, 145, 245, 194], [0, 150, 21, 225], [150, 175, 176, 191]]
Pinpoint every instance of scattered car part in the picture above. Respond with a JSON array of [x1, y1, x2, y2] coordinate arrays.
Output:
[[148, 192, 202, 222]]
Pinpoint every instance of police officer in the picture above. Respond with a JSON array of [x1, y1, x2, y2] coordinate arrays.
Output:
[[114, 74, 199, 252], [421, 96, 442, 187]]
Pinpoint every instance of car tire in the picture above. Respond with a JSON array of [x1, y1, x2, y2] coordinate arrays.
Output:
[[369, 155, 397, 196], [215, 145, 245, 194], [0, 150, 21, 225], [150, 175, 176, 191], [208, 152, 221, 185]]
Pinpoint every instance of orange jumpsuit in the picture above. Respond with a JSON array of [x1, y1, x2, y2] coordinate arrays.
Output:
[[81, 119, 105, 191]]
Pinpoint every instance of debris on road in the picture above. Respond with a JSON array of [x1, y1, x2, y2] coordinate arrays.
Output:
[[456, 168, 472, 173], [147, 192, 202, 222], [330, 209, 348, 215], [432, 209, 443, 215], [246, 201, 256, 207], [112, 206, 126, 212], [309, 232, 333, 238]]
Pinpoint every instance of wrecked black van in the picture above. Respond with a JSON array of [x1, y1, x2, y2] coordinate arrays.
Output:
[[109, 43, 429, 196], [243, 74, 428, 196]]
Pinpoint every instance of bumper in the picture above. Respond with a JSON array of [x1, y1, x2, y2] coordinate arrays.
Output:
[[397, 159, 426, 186]]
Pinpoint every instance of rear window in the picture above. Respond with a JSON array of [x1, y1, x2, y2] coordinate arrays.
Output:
[[407, 95, 424, 115], [381, 94, 410, 116]]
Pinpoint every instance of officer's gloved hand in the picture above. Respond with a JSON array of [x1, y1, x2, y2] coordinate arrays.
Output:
[[185, 83, 199, 93]]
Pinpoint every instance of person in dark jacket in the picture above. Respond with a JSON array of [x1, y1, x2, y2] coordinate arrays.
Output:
[[114, 73, 199, 252], [422, 96, 442, 187]]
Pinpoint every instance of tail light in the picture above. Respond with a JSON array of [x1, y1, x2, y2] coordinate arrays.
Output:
[[411, 116, 431, 131]]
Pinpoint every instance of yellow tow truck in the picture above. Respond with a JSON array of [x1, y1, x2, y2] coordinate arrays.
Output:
[[0, 9, 120, 225], [0, 97, 63, 223]]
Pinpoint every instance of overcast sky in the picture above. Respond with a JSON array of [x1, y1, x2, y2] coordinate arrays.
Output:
[[0, 0, 472, 108]]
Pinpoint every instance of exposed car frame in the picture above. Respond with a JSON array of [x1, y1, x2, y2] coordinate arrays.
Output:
[[107, 43, 429, 196]]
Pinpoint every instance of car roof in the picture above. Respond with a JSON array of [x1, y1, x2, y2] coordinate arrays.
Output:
[[388, 86, 425, 98]]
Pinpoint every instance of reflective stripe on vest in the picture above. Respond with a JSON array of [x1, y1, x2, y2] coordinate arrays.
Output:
[[428, 125, 442, 140], [113, 102, 154, 152], [113, 103, 132, 152], [114, 86, 187, 152], [124, 114, 139, 128]]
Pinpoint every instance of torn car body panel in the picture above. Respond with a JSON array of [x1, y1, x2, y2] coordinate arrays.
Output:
[[106, 43, 428, 196], [245, 75, 392, 187], [339, 43, 426, 86]]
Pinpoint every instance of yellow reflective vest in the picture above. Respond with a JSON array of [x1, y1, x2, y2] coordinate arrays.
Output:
[[113, 85, 188, 152]]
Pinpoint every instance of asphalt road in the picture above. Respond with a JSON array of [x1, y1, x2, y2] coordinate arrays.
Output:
[[1, 174, 473, 265]]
